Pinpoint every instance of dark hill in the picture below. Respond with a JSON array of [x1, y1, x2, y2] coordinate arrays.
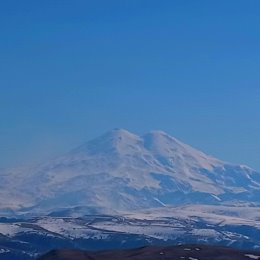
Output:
[[38, 244, 260, 260]]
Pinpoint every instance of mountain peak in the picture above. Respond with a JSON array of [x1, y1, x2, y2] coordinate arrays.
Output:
[[143, 130, 180, 142], [147, 130, 169, 136], [147, 129, 168, 135], [73, 129, 218, 163], [72, 128, 140, 155], [106, 128, 138, 139]]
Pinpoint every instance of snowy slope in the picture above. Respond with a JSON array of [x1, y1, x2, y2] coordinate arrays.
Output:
[[1, 206, 260, 251], [0, 129, 260, 215]]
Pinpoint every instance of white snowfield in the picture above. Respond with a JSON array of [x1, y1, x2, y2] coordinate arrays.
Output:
[[0, 128, 259, 216], [127, 205, 260, 227], [245, 254, 260, 259], [0, 223, 20, 236]]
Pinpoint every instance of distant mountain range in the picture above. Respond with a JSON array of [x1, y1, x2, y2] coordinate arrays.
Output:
[[1, 128, 260, 216]]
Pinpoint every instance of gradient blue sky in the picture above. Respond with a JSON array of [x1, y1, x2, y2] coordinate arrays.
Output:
[[1, 1, 260, 170]]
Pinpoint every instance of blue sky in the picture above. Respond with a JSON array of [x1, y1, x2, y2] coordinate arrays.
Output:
[[1, 1, 260, 170]]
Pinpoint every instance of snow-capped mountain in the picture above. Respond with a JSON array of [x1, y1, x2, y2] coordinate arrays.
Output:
[[1, 128, 260, 215]]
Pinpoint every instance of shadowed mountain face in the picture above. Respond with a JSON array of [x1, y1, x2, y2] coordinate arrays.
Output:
[[38, 244, 260, 260], [0, 129, 260, 216]]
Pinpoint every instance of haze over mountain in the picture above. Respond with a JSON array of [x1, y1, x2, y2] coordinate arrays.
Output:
[[1, 129, 260, 216]]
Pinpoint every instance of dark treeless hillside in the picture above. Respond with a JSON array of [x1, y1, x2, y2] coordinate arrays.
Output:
[[38, 244, 260, 260]]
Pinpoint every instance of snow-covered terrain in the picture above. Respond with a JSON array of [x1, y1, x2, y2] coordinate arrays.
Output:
[[0, 207, 260, 259], [0, 128, 260, 216]]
